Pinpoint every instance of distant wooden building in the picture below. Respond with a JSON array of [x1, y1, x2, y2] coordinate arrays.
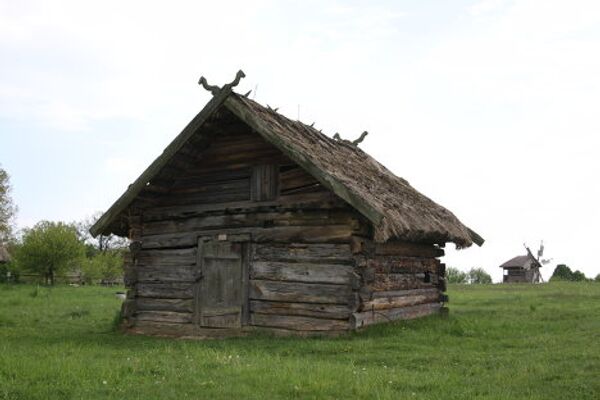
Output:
[[91, 72, 483, 337], [500, 254, 542, 283]]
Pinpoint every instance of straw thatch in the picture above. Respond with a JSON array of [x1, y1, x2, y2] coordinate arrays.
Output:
[[227, 94, 483, 247], [92, 89, 483, 248]]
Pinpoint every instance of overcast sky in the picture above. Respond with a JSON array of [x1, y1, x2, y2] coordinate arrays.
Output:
[[1, 0, 599, 282]]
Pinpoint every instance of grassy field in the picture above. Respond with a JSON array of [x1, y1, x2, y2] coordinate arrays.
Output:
[[0, 283, 599, 399]]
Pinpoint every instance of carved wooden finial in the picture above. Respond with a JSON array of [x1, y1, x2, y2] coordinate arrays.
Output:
[[198, 69, 246, 96], [352, 131, 368, 146], [333, 131, 369, 147]]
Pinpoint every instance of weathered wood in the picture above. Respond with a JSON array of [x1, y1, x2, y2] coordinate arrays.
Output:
[[141, 225, 355, 249], [135, 311, 192, 324], [367, 288, 441, 300], [253, 243, 352, 264], [437, 262, 446, 277], [198, 239, 244, 328], [136, 248, 196, 266], [374, 241, 444, 258], [366, 273, 434, 291], [249, 280, 355, 304], [251, 261, 358, 286], [225, 96, 384, 228], [359, 290, 440, 311], [142, 191, 346, 222], [136, 265, 198, 283], [357, 256, 440, 274], [136, 298, 194, 313], [128, 320, 256, 338], [351, 302, 441, 328], [136, 283, 194, 299], [251, 164, 279, 201], [142, 210, 360, 236], [250, 313, 350, 331], [250, 300, 352, 319], [280, 166, 321, 193]]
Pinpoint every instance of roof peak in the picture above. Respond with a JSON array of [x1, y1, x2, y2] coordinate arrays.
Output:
[[198, 69, 246, 96]]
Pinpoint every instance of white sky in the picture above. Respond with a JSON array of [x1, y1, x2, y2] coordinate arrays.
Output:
[[1, 0, 599, 282]]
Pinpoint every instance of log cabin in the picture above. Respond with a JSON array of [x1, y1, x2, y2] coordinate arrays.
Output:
[[90, 71, 484, 337]]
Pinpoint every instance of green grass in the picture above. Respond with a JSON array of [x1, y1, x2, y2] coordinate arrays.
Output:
[[1, 283, 599, 399]]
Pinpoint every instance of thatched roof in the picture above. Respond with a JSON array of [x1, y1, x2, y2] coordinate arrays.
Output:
[[0, 245, 10, 263], [499, 255, 540, 269], [91, 86, 483, 248]]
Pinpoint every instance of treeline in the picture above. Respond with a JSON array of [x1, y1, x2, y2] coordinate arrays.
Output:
[[550, 264, 599, 282], [446, 267, 492, 284], [1, 213, 128, 285]]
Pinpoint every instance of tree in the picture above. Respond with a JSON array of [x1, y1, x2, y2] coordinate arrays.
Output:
[[468, 267, 493, 284], [595, 274, 600, 283], [446, 267, 468, 284], [550, 264, 573, 281], [0, 165, 17, 244], [81, 250, 124, 284], [76, 211, 128, 256], [15, 221, 85, 285]]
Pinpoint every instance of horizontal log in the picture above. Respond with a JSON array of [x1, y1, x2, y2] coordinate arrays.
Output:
[[128, 321, 250, 338], [136, 265, 198, 283], [141, 225, 355, 249], [367, 288, 441, 300], [136, 248, 196, 266], [142, 192, 347, 222], [156, 188, 250, 207], [375, 241, 444, 258], [253, 243, 352, 264], [359, 289, 440, 311], [366, 273, 434, 291], [358, 256, 440, 274], [249, 280, 356, 305], [136, 283, 195, 299], [251, 261, 358, 286], [135, 311, 192, 324], [351, 302, 442, 329], [142, 210, 360, 236], [250, 300, 353, 319], [135, 298, 194, 313], [250, 313, 350, 331]]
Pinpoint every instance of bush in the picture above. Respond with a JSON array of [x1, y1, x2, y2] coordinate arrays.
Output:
[[0, 261, 20, 283], [571, 270, 588, 282], [15, 221, 85, 285], [550, 265, 589, 282], [468, 267, 493, 284], [550, 264, 573, 281], [81, 250, 124, 284], [446, 267, 468, 284]]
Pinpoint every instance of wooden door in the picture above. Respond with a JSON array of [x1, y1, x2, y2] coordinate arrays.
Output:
[[196, 237, 247, 328]]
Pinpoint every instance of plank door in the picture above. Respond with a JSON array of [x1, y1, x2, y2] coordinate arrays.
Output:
[[196, 237, 246, 328]]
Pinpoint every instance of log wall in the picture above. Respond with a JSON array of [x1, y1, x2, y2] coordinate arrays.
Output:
[[351, 240, 446, 329], [121, 115, 367, 336]]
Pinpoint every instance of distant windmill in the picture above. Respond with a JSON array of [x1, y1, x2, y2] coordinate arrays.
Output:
[[523, 241, 552, 283]]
